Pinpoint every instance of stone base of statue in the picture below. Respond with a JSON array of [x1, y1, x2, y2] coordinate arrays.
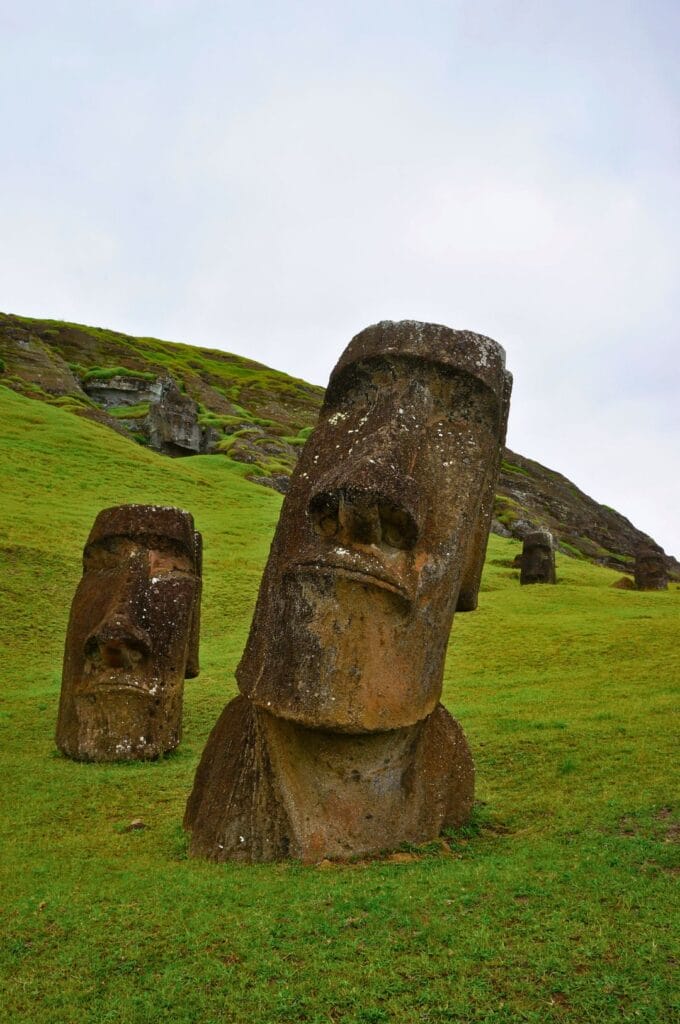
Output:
[[184, 696, 474, 863]]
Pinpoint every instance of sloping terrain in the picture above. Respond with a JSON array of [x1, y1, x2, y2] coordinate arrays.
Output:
[[0, 384, 678, 1024], [1, 310, 677, 576]]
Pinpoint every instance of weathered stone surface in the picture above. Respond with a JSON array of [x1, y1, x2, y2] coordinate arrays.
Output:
[[0, 321, 82, 396], [185, 697, 473, 862], [56, 504, 202, 761], [634, 543, 668, 591], [146, 378, 209, 456], [83, 374, 162, 408], [520, 529, 556, 585], [457, 369, 513, 611], [186, 320, 511, 862]]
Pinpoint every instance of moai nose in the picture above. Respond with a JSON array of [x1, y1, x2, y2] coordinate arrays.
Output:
[[86, 620, 153, 669], [86, 558, 153, 669], [337, 492, 382, 546], [309, 488, 418, 550]]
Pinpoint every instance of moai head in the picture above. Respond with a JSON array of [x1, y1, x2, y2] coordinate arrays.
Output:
[[634, 542, 668, 591], [237, 321, 511, 732], [56, 505, 202, 761], [520, 529, 556, 585]]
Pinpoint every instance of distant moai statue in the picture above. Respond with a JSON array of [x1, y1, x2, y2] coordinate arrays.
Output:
[[185, 320, 512, 863], [56, 505, 202, 761], [634, 543, 668, 591], [520, 529, 556, 585]]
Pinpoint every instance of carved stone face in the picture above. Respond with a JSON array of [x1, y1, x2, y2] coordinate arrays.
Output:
[[56, 505, 202, 761], [520, 530, 556, 585], [634, 543, 668, 591], [237, 321, 510, 733]]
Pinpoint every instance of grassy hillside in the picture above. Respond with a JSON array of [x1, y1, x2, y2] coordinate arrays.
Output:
[[0, 384, 678, 1024], [0, 311, 323, 484], [3, 310, 677, 576]]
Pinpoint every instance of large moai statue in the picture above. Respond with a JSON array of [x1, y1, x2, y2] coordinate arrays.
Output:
[[56, 505, 202, 761], [519, 529, 556, 585], [185, 320, 512, 863], [634, 542, 668, 591]]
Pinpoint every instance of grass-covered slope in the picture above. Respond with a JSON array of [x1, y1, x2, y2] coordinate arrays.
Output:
[[0, 311, 323, 483], [0, 385, 678, 1024]]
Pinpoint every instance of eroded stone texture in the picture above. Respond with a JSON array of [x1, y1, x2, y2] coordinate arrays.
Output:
[[634, 543, 668, 591], [56, 505, 202, 761], [185, 320, 512, 862], [456, 370, 512, 611], [520, 529, 556, 585], [147, 378, 216, 456]]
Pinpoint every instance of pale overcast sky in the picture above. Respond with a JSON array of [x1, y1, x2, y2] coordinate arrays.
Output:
[[2, 1, 679, 557]]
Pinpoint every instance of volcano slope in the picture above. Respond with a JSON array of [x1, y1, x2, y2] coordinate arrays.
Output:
[[0, 383, 678, 1024], [1, 310, 677, 580]]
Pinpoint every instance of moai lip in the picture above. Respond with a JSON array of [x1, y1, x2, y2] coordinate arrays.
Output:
[[634, 543, 668, 591], [56, 504, 202, 762], [520, 529, 556, 585], [186, 320, 512, 862]]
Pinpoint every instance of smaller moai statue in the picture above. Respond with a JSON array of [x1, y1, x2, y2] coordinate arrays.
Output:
[[634, 543, 668, 591], [520, 529, 556, 585], [56, 505, 202, 761]]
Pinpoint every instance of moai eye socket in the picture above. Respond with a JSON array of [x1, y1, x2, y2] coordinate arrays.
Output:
[[378, 502, 418, 550], [309, 492, 340, 538]]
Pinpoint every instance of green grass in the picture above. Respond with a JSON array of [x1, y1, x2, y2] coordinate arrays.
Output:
[[82, 366, 157, 384], [0, 384, 678, 1024], [500, 459, 530, 478], [108, 403, 151, 420]]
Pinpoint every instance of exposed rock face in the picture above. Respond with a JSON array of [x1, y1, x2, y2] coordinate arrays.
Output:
[[146, 378, 216, 456], [0, 319, 82, 396], [520, 529, 557, 585], [56, 505, 202, 762], [185, 320, 511, 862], [634, 543, 668, 591], [83, 374, 162, 408], [83, 373, 218, 456]]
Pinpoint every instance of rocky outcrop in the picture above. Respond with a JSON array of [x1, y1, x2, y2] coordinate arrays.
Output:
[[146, 378, 217, 457], [83, 374, 162, 408], [0, 319, 82, 397]]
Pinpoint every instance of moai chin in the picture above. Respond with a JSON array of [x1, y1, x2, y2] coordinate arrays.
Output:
[[634, 543, 668, 591], [56, 505, 202, 761], [185, 320, 512, 862], [520, 529, 557, 585]]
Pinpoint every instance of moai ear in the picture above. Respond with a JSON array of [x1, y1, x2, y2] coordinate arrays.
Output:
[[185, 530, 203, 678], [456, 369, 513, 612]]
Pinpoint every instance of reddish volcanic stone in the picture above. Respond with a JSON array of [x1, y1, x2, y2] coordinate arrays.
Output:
[[56, 504, 202, 761], [185, 320, 512, 861]]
